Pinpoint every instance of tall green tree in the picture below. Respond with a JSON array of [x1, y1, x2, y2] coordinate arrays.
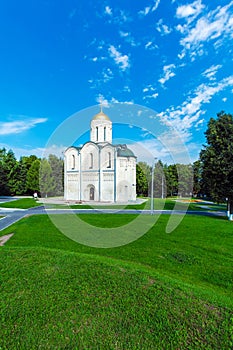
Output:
[[176, 164, 193, 197], [164, 164, 178, 197], [0, 148, 9, 195], [193, 160, 202, 196], [48, 154, 64, 196], [153, 160, 166, 198], [3, 149, 18, 195], [200, 111, 233, 218], [136, 163, 148, 196], [26, 159, 41, 195], [13, 159, 28, 195], [39, 159, 55, 197], [21, 155, 38, 171], [0, 162, 9, 195]]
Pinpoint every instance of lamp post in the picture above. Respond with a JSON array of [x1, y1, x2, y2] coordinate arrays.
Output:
[[151, 158, 157, 215], [161, 174, 164, 199]]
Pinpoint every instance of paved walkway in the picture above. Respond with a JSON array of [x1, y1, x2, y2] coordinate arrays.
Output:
[[0, 195, 227, 232], [38, 197, 147, 206], [0, 205, 226, 232]]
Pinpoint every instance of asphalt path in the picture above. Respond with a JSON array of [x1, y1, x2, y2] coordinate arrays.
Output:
[[0, 205, 226, 232]]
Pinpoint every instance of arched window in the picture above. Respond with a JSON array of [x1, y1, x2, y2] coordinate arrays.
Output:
[[96, 127, 99, 141], [71, 154, 75, 169], [104, 127, 106, 141], [107, 152, 111, 168], [89, 153, 93, 169]]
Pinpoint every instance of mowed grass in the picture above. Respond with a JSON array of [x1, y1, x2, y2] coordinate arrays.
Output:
[[47, 198, 227, 212], [0, 196, 226, 212], [0, 198, 41, 209], [0, 213, 233, 348]]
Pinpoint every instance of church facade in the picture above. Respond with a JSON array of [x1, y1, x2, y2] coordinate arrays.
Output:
[[64, 110, 137, 202]]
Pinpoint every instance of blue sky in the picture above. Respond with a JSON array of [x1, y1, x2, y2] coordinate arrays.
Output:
[[0, 0, 232, 163]]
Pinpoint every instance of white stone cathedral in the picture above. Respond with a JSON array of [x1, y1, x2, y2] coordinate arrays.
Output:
[[64, 109, 137, 202]]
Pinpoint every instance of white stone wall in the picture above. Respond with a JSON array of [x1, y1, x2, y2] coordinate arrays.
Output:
[[81, 171, 99, 201], [101, 172, 114, 201], [64, 147, 81, 200], [116, 157, 136, 202], [66, 173, 80, 200], [81, 142, 99, 171]]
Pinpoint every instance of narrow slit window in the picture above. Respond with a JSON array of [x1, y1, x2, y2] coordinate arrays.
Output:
[[104, 126, 106, 141], [71, 154, 75, 169], [96, 127, 98, 141], [107, 152, 111, 168], [90, 153, 93, 169]]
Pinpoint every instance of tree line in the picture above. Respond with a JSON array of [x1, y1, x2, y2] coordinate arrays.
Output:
[[0, 149, 64, 197], [136, 161, 194, 198], [0, 111, 232, 216], [137, 111, 233, 218]]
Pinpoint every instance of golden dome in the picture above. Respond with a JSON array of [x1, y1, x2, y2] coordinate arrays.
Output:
[[92, 111, 111, 121]]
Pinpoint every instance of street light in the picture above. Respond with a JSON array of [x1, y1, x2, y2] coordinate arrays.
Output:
[[161, 174, 164, 199], [151, 158, 157, 214]]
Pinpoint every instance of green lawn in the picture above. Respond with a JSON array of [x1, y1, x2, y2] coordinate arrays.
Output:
[[0, 197, 227, 213], [47, 198, 227, 212], [0, 198, 41, 209], [0, 213, 232, 348]]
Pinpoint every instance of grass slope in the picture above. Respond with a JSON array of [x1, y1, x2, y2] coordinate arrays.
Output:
[[0, 213, 232, 348]]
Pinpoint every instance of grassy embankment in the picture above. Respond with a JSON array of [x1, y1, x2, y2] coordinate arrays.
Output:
[[0, 200, 232, 349]]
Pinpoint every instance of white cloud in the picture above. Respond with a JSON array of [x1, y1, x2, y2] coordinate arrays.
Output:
[[0, 117, 47, 136], [156, 19, 172, 35], [145, 41, 158, 50], [119, 31, 129, 38], [145, 41, 152, 49], [139, 0, 160, 16], [95, 94, 110, 108], [176, 24, 186, 34], [101, 68, 113, 83], [108, 45, 130, 71], [178, 1, 233, 59], [110, 97, 133, 105], [222, 97, 227, 102], [118, 9, 130, 23], [158, 64, 176, 85], [95, 95, 134, 106], [176, 0, 205, 21], [143, 84, 158, 100], [119, 31, 140, 47], [202, 64, 222, 81], [139, 6, 151, 16], [157, 75, 233, 141], [105, 6, 112, 16], [123, 85, 131, 92], [110, 9, 131, 24], [129, 139, 168, 164], [195, 118, 204, 128], [152, 0, 161, 12], [178, 51, 185, 60], [143, 93, 158, 100]]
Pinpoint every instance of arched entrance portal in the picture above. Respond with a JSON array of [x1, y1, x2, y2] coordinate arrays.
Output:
[[90, 187, 95, 200]]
